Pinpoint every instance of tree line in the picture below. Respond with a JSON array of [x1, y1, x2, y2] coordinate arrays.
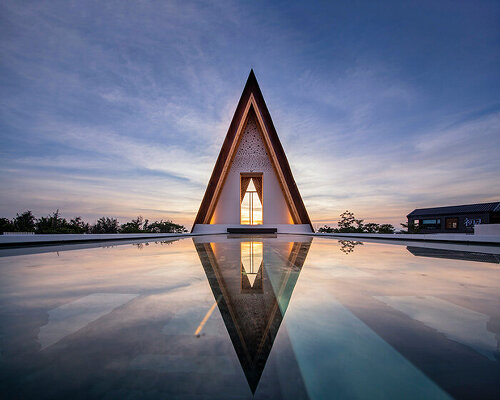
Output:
[[0, 210, 187, 234], [318, 210, 395, 234]]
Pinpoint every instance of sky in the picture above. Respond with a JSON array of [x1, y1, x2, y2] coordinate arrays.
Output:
[[0, 0, 499, 229]]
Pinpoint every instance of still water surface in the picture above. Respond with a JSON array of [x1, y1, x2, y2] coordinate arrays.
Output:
[[0, 235, 499, 399]]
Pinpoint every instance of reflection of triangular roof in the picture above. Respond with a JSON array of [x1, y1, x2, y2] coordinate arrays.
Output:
[[192, 70, 313, 231], [194, 238, 311, 393]]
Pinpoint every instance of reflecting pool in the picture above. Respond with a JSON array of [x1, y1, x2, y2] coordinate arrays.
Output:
[[0, 236, 499, 399]]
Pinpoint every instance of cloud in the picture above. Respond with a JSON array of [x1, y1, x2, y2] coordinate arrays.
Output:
[[292, 110, 500, 226], [1, 1, 498, 229]]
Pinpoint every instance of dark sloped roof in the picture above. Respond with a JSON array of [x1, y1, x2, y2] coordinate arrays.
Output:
[[407, 202, 500, 218]]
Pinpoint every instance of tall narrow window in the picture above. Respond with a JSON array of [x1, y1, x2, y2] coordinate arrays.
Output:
[[241, 176, 263, 225]]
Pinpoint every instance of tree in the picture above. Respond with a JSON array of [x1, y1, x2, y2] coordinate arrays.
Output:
[[91, 217, 119, 233], [69, 217, 89, 233], [34, 211, 90, 234], [364, 223, 380, 233], [315, 212, 395, 235], [120, 216, 145, 233], [354, 219, 364, 233], [400, 221, 421, 234], [378, 224, 395, 234], [1, 211, 187, 235], [36, 210, 70, 233], [146, 219, 186, 233], [338, 210, 356, 232], [318, 225, 336, 233], [13, 211, 36, 232], [0, 218, 14, 233]]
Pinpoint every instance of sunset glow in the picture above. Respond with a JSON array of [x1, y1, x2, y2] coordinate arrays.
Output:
[[0, 1, 498, 229]]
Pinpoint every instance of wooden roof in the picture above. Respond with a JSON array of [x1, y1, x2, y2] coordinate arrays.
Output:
[[192, 70, 313, 231]]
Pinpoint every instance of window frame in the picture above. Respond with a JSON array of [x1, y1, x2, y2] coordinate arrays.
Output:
[[445, 217, 458, 230], [420, 218, 441, 229], [240, 173, 263, 225]]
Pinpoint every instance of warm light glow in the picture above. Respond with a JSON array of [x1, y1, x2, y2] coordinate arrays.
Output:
[[241, 178, 263, 225], [241, 241, 263, 287], [194, 299, 219, 336]]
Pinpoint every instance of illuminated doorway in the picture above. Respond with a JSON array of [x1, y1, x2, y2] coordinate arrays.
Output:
[[241, 175, 263, 225]]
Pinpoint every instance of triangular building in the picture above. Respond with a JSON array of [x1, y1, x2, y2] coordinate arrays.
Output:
[[192, 71, 313, 233]]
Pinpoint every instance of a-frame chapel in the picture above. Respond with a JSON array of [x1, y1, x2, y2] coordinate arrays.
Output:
[[192, 70, 313, 234]]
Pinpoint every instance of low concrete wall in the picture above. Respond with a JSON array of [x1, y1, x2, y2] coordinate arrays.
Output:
[[475, 224, 500, 236], [0, 232, 197, 247], [314, 232, 500, 245]]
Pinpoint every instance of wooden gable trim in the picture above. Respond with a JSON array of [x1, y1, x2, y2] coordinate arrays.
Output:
[[203, 97, 300, 225], [247, 94, 301, 224], [192, 70, 313, 231], [203, 97, 254, 224]]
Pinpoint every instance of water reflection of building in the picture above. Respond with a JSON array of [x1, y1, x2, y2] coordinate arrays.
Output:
[[241, 241, 263, 292], [407, 246, 500, 264], [194, 235, 311, 394]]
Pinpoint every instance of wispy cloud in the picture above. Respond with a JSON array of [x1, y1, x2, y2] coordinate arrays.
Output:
[[1, 1, 498, 228]]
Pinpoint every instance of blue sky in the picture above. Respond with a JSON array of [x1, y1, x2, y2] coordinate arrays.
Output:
[[1, 0, 499, 228]]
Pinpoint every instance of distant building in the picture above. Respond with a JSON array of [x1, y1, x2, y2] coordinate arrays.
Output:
[[407, 202, 500, 233]]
